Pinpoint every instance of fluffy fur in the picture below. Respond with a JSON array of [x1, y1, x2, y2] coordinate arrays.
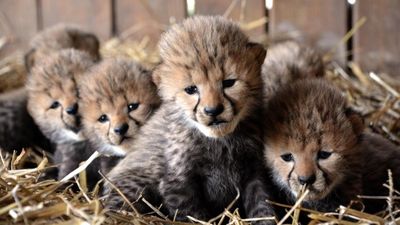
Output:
[[262, 41, 324, 100], [0, 24, 100, 154], [79, 58, 160, 158], [0, 88, 52, 152], [264, 79, 400, 213], [26, 49, 95, 180], [105, 16, 275, 223], [25, 24, 100, 71]]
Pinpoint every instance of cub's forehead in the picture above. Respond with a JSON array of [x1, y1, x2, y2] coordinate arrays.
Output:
[[266, 80, 348, 137], [28, 49, 93, 91], [159, 16, 248, 63], [81, 59, 152, 99]]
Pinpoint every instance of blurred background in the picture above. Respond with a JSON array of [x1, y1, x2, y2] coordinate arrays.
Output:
[[0, 0, 399, 92]]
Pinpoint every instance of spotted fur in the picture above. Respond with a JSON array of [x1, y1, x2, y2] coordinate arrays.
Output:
[[105, 16, 275, 224], [26, 49, 96, 181], [79, 58, 160, 159], [264, 79, 400, 213], [0, 24, 100, 154], [0, 88, 52, 152], [262, 41, 324, 100], [25, 24, 100, 72]]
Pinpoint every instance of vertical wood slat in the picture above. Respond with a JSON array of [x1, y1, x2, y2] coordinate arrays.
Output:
[[269, 0, 347, 64], [354, 0, 400, 77], [115, 0, 186, 45], [0, 0, 38, 55], [40, 0, 113, 41], [195, 0, 266, 40]]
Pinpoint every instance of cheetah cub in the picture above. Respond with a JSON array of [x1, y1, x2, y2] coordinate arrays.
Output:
[[0, 24, 100, 153], [79, 58, 160, 170], [27, 49, 95, 180], [25, 23, 100, 71], [105, 16, 275, 223], [262, 41, 324, 100], [264, 79, 400, 213]]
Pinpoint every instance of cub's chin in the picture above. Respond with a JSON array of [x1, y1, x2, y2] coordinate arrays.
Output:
[[290, 184, 332, 202], [194, 118, 239, 138], [98, 139, 134, 157]]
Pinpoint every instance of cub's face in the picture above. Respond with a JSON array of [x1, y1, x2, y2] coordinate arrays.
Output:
[[266, 135, 352, 201], [27, 49, 94, 143], [80, 59, 160, 156], [154, 17, 266, 138], [264, 80, 363, 201]]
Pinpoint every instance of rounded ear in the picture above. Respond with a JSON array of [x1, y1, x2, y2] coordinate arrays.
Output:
[[345, 107, 364, 136], [246, 42, 267, 66], [151, 69, 161, 87], [72, 33, 101, 61], [24, 48, 36, 73], [151, 62, 163, 87]]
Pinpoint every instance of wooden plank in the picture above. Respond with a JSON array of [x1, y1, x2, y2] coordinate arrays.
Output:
[[354, 0, 400, 77], [41, 0, 112, 41], [115, 0, 186, 45], [269, 0, 347, 63], [195, 0, 266, 40], [0, 0, 38, 56]]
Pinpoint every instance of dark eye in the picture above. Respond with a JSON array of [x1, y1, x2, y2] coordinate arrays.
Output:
[[280, 153, 294, 162], [222, 79, 236, 88], [184, 85, 198, 95], [317, 150, 332, 160], [128, 103, 139, 112], [50, 101, 60, 109], [98, 114, 109, 123]]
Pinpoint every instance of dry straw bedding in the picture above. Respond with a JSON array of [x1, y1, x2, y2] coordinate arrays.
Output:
[[0, 9, 400, 225]]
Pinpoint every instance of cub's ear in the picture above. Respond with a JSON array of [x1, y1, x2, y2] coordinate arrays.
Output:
[[345, 107, 364, 136], [24, 48, 36, 73], [151, 62, 163, 87], [72, 33, 101, 61], [246, 42, 267, 66]]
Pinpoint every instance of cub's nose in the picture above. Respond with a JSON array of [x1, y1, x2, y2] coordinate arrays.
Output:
[[298, 174, 316, 186], [66, 103, 79, 115], [204, 104, 224, 116], [114, 123, 129, 136]]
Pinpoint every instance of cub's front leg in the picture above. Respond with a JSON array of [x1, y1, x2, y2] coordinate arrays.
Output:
[[243, 176, 276, 225], [103, 170, 162, 212], [159, 171, 210, 221]]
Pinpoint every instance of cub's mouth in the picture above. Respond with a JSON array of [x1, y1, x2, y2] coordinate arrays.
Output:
[[63, 116, 81, 133], [119, 136, 132, 144], [109, 136, 132, 146], [208, 119, 227, 126]]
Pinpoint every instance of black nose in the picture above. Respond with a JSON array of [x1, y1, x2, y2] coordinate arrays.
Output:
[[298, 174, 316, 185], [204, 104, 224, 116], [66, 103, 78, 115], [114, 123, 129, 136]]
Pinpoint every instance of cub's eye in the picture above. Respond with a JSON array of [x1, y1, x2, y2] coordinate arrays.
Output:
[[280, 153, 294, 162], [222, 79, 236, 88], [128, 103, 139, 112], [98, 114, 109, 123], [50, 101, 60, 109], [317, 150, 332, 160], [184, 85, 198, 95]]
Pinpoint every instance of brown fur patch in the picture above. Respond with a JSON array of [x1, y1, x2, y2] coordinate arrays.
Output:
[[26, 49, 94, 143], [153, 16, 266, 137], [262, 41, 324, 100], [264, 79, 363, 202], [25, 24, 100, 71], [79, 58, 160, 156]]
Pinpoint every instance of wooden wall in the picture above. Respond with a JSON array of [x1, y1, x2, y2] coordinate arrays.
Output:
[[0, 0, 399, 77]]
